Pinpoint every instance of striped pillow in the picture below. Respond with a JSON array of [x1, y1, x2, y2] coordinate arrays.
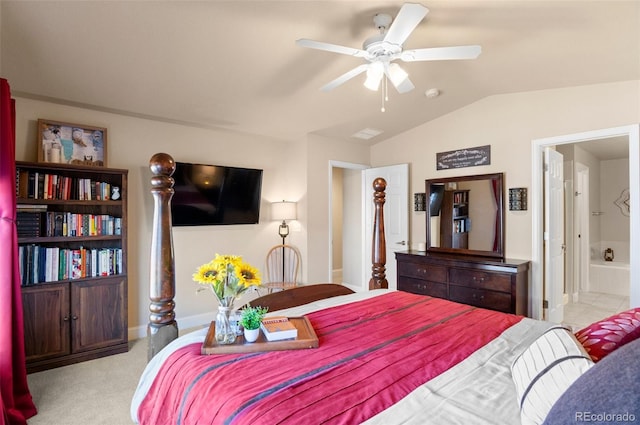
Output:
[[511, 326, 594, 425]]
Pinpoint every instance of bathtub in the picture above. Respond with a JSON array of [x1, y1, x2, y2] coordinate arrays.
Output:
[[589, 260, 630, 296]]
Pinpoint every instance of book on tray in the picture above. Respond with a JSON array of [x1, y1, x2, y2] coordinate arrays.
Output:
[[260, 317, 298, 341]]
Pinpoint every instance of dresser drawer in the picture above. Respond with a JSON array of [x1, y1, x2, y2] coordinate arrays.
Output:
[[449, 268, 511, 293], [397, 262, 447, 283], [449, 285, 511, 313], [398, 277, 448, 299]]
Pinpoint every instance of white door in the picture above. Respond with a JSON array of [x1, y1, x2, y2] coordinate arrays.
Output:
[[544, 148, 565, 323], [363, 164, 409, 291]]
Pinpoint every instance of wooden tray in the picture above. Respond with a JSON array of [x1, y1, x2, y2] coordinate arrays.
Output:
[[201, 316, 319, 355]]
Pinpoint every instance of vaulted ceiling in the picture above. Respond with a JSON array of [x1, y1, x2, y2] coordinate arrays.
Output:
[[2, 1, 639, 145]]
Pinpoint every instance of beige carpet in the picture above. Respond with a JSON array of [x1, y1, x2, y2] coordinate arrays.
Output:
[[27, 337, 153, 425]]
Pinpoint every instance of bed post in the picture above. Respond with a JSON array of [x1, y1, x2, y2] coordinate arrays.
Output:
[[147, 153, 178, 360], [369, 177, 388, 289]]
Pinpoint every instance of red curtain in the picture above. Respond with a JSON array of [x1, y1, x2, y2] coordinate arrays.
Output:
[[0, 79, 37, 424], [491, 179, 500, 252]]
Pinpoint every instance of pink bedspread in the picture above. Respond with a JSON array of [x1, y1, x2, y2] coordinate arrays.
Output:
[[137, 291, 522, 425]]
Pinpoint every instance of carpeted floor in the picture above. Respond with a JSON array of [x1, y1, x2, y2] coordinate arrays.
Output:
[[27, 337, 150, 425]]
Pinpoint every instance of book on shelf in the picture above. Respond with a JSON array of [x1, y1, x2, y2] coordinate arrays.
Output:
[[18, 245, 123, 285], [260, 316, 298, 341], [16, 168, 119, 201]]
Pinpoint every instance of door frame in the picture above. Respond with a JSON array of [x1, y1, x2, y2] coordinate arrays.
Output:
[[574, 163, 590, 295], [328, 160, 368, 288], [531, 124, 640, 320]]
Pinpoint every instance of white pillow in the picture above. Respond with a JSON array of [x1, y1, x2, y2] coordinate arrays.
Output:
[[511, 326, 594, 425]]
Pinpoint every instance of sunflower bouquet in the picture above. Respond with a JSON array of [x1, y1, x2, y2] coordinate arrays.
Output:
[[193, 254, 261, 307]]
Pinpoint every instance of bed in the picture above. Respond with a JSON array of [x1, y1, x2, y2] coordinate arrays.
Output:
[[133, 154, 640, 425]]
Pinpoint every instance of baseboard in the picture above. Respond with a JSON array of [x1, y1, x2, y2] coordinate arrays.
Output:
[[572, 291, 580, 303], [128, 311, 215, 340]]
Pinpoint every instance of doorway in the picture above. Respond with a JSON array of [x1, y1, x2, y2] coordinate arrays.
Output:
[[329, 162, 409, 292], [531, 124, 640, 321], [556, 144, 631, 330], [329, 161, 368, 291]]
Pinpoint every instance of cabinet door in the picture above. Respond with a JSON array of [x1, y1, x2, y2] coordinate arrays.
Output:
[[22, 283, 70, 362], [71, 277, 127, 353]]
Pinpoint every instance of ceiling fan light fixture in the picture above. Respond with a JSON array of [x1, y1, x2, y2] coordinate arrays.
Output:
[[364, 62, 384, 91], [387, 63, 408, 86]]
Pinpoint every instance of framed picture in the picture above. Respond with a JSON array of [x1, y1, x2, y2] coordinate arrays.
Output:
[[509, 187, 528, 211], [37, 119, 107, 167]]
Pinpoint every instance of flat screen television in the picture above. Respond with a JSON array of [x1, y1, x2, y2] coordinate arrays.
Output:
[[429, 184, 445, 216], [171, 162, 263, 226]]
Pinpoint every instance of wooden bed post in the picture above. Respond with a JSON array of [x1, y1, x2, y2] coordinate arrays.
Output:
[[369, 177, 388, 289], [147, 153, 178, 360]]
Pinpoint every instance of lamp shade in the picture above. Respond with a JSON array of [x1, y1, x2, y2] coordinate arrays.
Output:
[[364, 62, 384, 91], [271, 201, 297, 221]]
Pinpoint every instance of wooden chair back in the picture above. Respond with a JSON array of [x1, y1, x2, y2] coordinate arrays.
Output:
[[265, 244, 300, 285]]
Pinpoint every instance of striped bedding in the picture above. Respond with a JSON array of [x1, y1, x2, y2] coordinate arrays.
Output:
[[132, 290, 551, 425]]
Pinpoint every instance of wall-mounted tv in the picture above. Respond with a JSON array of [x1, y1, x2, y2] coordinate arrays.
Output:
[[429, 184, 445, 216], [171, 162, 263, 226]]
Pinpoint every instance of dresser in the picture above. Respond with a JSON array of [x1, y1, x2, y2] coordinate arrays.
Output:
[[396, 251, 529, 316]]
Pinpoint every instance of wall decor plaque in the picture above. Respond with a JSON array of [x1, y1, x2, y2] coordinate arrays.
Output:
[[436, 145, 490, 170]]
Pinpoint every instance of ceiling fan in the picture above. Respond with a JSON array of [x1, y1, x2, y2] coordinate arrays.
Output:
[[296, 3, 481, 95]]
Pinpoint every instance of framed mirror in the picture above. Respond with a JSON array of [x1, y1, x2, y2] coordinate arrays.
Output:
[[426, 173, 504, 258]]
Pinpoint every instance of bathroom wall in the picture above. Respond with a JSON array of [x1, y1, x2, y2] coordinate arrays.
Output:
[[599, 158, 630, 263]]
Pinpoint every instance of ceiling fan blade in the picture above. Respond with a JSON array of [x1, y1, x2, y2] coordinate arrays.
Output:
[[296, 39, 367, 57], [393, 75, 415, 94], [401, 45, 482, 62], [383, 63, 415, 94], [320, 64, 369, 92], [383, 3, 429, 46]]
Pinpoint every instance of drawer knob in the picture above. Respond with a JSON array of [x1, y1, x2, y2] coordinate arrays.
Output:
[[472, 293, 485, 300], [63, 316, 70, 322]]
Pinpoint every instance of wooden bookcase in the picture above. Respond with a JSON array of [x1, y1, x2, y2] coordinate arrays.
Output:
[[15, 161, 128, 373], [439, 189, 470, 249]]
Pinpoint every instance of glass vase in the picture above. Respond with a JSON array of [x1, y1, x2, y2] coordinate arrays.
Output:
[[215, 305, 236, 345]]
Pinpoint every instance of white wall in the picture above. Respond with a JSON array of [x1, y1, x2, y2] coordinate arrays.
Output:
[[600, 158, 630, 262], [342, 168, 364, 288], [370, 80, 640, 262]]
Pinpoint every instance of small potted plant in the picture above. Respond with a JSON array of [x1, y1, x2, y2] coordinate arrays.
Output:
[[240, 305, 268, 343]]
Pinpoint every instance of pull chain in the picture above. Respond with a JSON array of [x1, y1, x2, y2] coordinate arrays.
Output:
[[381, 77, 387, 112]]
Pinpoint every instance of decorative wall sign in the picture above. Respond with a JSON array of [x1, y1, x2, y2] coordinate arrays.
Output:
[[509, 187, 528, 211], [414, 193, 426, 212], [436, 145, 490, 170]]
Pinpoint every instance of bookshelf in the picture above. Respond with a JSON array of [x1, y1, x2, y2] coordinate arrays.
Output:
[[440, 189, 470, 249], [16, 161, 128, 372]]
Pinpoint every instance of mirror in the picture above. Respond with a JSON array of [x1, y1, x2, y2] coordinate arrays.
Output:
[[426, 173, 504, 258]]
